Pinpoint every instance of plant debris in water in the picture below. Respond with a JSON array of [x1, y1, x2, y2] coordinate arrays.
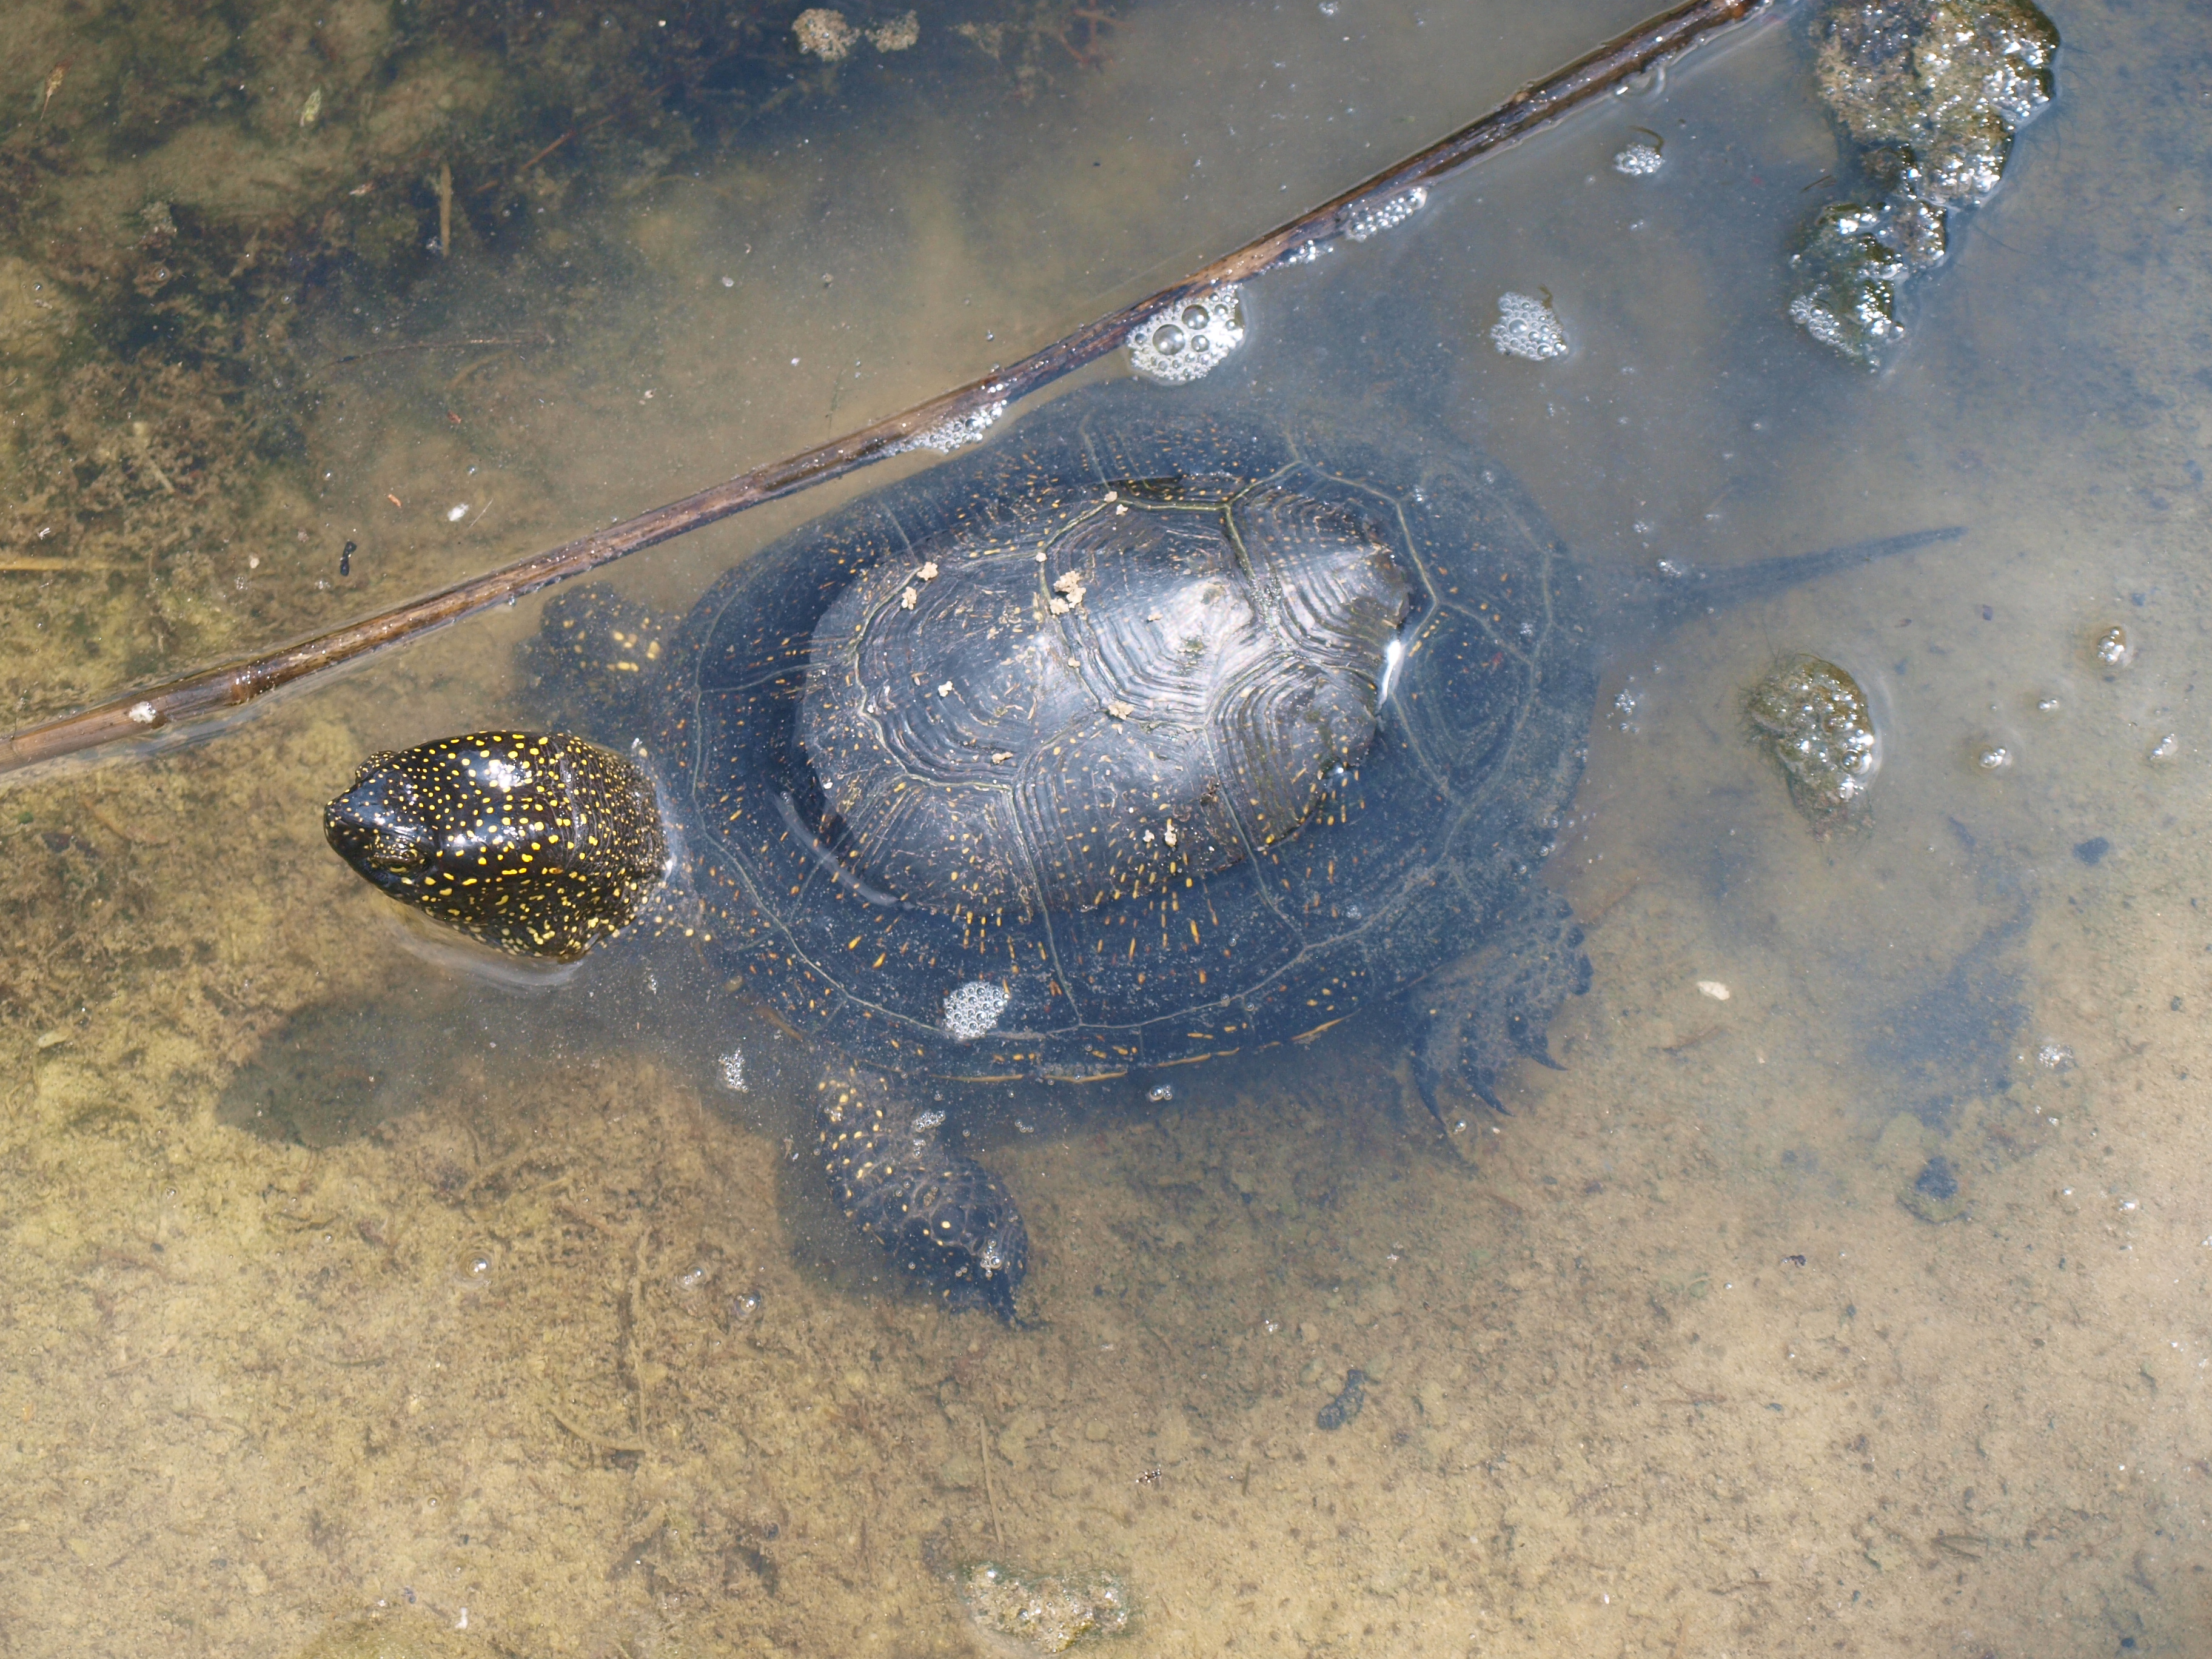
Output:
[[0, 0, 1125, 731], [1746, 653, 1879, 833], [1788, 0, 2059, 366]]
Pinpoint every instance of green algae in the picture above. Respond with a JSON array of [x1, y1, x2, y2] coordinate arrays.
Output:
[[1789, 0, 2059, 365], [1744, 654, 1878, 834]]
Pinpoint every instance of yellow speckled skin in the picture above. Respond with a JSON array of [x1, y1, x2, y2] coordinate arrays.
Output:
[[816, 1064, 1027, 1320], [325, 731, 666, 962]]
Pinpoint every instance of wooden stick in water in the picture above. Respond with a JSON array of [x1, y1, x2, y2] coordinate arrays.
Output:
[[0, 0, 1768, 782]]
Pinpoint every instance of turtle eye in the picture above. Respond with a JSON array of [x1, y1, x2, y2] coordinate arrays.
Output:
[[362, 822, 434, 872], [323, 791, 433, 874]]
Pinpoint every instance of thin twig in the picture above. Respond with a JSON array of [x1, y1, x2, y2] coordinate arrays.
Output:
[[315, 333, 555, 374], [549, 1403, 647, 1455], [0, 0, 1770, 783], [980, 1418, 1004, 1552], [626, 1225, 652, 1443]]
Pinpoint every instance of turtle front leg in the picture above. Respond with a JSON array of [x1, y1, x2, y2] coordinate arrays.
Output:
[[815, 1065, 1029, 1321], [1412, 890, 1592, 1123]]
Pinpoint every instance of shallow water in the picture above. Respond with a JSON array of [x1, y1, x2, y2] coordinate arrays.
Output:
[[2, 0, 2210, 1655]]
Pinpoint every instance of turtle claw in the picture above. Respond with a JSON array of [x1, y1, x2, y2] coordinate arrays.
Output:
[[1412, 891, 1590, 1126]]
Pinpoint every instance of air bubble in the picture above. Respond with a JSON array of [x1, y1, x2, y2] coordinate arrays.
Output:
[[1973, 743, 2012, 771], [943, 979, 1011, 1041], [1613, 140, 1664, 176], [1341, 186, 1427, 242], [1128, 286, 1246, 384], [1490, 292, 1569, 361], [2092, 624, 2131, 667]]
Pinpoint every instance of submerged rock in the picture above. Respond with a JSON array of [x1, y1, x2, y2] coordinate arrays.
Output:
[[1790, 0, 2059, 365], [1746, 654, 1879, 833], [958, 1561, 1133, 1654]]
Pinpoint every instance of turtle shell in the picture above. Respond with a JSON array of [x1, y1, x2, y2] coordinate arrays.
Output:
[[655, 380, 1595, 1081]]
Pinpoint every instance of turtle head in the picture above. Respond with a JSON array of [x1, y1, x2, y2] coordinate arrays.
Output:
[[326, 731, 668, 962]]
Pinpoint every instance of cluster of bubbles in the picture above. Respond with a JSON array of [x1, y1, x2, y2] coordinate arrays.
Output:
[[1127, 288, 1247, 385], [942, 979, 1012, 1041], [1490, 292, 1569, 361], [903, 397, 1008, 455], [1612, 138, 1664, 177], [1342, 186, 1429, 243]]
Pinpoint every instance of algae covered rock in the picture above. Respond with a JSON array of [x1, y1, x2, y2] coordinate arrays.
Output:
[[1746, 654, 1878, 833], [1790, 0, 2059, 365], [958, 1560, 1133, 1654]]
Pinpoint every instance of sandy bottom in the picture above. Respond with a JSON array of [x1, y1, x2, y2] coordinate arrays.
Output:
[[1, 642, 2207, 1658]]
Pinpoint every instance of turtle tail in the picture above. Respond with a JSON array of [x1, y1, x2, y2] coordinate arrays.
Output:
[[1620, 525, 1965, 624]]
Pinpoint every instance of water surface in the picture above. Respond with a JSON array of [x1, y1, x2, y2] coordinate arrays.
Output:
[[2, 0, 2209, 1655]]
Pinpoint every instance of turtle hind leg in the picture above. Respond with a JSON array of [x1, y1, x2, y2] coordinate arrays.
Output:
[[815, 1065, 1029, 1322], [517, 584, 671, 746], [1412, 890, 1592, 1125]]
